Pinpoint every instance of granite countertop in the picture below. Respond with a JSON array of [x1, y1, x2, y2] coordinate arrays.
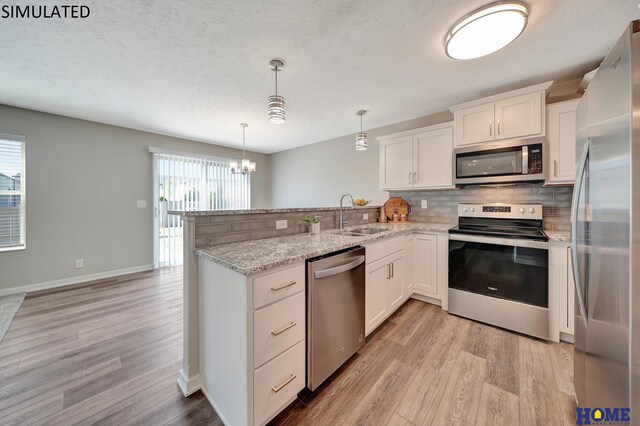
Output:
[[545, 230, 571, 242], [195, 222, 453, 275], [169, 205, 380, 217]]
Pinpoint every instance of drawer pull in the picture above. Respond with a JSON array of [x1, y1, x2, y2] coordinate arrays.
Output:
[[271, 281, 296, 292], [271, 372, 296, 393], [271, 321, 296, 336]]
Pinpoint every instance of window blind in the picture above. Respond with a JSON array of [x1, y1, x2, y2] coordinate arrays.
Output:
[[155, 153, 251, 211], [0, 135, 26, 251]]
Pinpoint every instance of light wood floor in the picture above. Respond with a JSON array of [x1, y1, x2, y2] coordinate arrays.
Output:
[[0, 268, 576, 426], [271, 299, 577, 426], [0, 267, 221, 426]]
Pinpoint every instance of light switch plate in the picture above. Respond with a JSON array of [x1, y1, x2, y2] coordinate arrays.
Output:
[[75, 259, 84, 269], [421, 200, 428, 209], [363, 213, 369, 220], [137, 200, 147, 208], [276, 220, 288, 230]]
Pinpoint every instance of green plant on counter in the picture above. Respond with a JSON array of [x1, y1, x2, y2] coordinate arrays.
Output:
[[159, 196, 167, 202], [302, 215, 320, 225]]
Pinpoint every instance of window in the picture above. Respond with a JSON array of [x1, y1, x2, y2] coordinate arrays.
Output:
[[152, 150, 251, 266], [0, 134, 26, 251]]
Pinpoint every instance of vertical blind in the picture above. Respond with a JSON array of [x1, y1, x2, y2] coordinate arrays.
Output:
[[154, 152, 250, 267], [0, 135, 25, 251], [155, 153, 251, 212]]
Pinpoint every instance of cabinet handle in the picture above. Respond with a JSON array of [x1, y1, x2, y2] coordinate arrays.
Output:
[[271, 321, 296, 336], [554, 160, 558, 177], [497, 120, 501, 135], [271, 372, 296, 393], [489, 121, 493, 136], [413, 171, 417, 183], [271, 281, 296, 292], [391, 262, 394, 278], [408, 172, 412, 185], [387, 264, 391, 279]]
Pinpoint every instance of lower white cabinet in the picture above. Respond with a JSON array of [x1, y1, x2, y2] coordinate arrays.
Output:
[[413, 233, 438, 296], [405, 234, 414, 295], [365, 240, 405, 335], [198, 260, 306, 426], [549, 242, 575, 341]]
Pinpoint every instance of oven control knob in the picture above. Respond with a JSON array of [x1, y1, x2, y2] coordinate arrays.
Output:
[[529, 207, 535, 213], [470, 207, 475, 213], [463, 207, 468, 212], [520, 208, 526, 213]]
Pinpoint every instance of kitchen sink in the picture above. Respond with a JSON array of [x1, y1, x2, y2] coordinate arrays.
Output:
[[335, 227, 388, 236]]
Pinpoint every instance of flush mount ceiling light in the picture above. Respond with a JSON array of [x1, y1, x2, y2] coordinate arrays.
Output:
[[355, 110, 368, 151], [268, 59, 285, 124], [230, 123, 256, 175], [445, 2, 528, 60]]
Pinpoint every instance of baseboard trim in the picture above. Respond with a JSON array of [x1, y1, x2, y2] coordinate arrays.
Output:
[[0, 264, 156, 296], [177, 369, 201, 397], [410, 292, 443, 308], [560, 332, 575, 344], [200, 384, 231, 426]]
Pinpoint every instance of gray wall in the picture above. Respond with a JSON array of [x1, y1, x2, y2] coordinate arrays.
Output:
[[270, 111, 453, 208], [0, 104, 271, 291]]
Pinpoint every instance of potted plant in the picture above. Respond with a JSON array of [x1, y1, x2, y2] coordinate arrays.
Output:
[[303, 215, 321, 235]]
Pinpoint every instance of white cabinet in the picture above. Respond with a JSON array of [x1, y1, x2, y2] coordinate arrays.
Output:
[[365, 238, 406, 335], [198, 260, 306, 426], [365, 257, 388, 334], [413, 233, 438, 295], [494, 92, 543, 140], [379, 135, 414, 189], [378, 122, 454, 191], [405, 234, 414, 296], [413, 127, 454, 188], [546, 99, 580, 185], [450, 82, 551, 147], [387, 252, 405, 312], [454, 103, 495, 145], [549, 242, 575, 342]]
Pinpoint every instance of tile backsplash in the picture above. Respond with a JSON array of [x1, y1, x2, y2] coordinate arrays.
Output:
[[391, 183, 573, 231], [192, 207, 379, 248]]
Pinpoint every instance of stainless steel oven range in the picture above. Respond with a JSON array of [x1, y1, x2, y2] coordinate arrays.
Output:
[[448, 203, 549, 340]]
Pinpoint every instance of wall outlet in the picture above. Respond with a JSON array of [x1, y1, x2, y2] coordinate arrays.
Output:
[[75, 259, 84, 269], [137, 200, 147, 208], [276, 220, 288, 230], [421, 200, 428, 209], [363, 213, 369, 220]]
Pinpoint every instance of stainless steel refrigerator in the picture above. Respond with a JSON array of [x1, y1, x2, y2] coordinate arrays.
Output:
[[572, 20, 639, 416]]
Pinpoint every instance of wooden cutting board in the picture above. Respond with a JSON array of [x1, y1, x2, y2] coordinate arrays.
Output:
[[383, 197, 409, 220]]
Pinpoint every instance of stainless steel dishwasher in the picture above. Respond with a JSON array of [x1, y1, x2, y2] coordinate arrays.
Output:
[[306, 246, 365, 391]]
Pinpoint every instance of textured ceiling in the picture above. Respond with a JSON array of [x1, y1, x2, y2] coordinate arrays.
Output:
[[0, 0, 639, 153]]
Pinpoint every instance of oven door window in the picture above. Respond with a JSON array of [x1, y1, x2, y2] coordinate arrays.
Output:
[[449, 241, 548, 307], [456, 147, 523, 178]]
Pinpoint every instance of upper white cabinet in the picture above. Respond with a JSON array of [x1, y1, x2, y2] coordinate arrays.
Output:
[[546, 99, 580, 185], [378, 122, 454, 191], [450, 81, 552, 147]]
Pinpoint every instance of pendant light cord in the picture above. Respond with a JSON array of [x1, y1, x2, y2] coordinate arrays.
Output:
[[242, 125, 246, 159], [274, 65, 278, 97]]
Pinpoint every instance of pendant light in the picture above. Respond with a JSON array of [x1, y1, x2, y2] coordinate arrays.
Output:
[[445, 2, 528, 60], [355, 110, 368, 151], [268, 59, 286, 124], [230, 123, 256, 175]]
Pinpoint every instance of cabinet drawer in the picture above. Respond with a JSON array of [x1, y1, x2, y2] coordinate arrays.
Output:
[[366, 236, 405, 264], [253, 263, 305, 309], [254, 292, 305, 368], [254, 341, 305, 426]]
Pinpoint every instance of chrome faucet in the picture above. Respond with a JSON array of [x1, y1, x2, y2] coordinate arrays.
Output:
[[339, 193, 355, 230]]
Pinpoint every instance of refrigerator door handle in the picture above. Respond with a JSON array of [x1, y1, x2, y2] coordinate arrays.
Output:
[[571, 141, 589, 328]]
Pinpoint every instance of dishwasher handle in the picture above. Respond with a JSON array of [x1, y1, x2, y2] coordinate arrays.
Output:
[[314, 256, 365, 279]]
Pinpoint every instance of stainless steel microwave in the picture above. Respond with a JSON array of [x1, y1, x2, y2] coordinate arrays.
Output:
[[454, 138, 545, 185]]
